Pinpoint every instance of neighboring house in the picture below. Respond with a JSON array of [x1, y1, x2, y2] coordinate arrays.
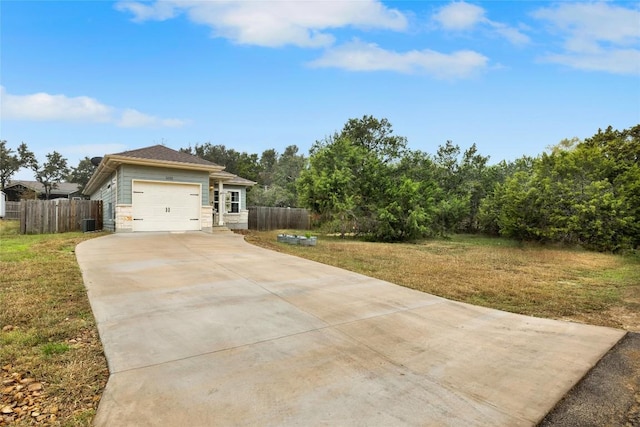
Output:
[[83, 145, 256, 232], [3, 180, 83, 201]]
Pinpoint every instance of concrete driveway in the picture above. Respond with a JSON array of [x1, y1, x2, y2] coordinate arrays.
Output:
[[76, 232, 624, 426]]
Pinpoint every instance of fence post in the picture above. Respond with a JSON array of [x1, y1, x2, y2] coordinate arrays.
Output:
[[20, 201, 26, 234]]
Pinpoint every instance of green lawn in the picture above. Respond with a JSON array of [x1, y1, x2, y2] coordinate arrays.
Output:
[[0, 220, 109, 426]]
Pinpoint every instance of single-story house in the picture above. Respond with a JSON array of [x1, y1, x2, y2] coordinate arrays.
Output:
[[83, 145, 256, 232], [3, 180, 83, 201]]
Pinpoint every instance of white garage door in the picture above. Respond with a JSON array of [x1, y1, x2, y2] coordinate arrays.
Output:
[[132, 181, 201, 232]]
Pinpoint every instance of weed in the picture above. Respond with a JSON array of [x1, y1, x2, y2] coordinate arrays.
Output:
[[42, 342, 71, 356]]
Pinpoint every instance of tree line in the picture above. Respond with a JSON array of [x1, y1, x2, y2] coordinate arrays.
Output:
[[0, 141, 96, 199], [181, 116, 639, 251], [296, 117, 639, 251], [2, 117, 637, 251]]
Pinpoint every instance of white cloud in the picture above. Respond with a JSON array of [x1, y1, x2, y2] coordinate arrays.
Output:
[[488, 22, 530, 46], [543, 49, 640, 75], [308, 40, 488, 79], [118, 108, 188, 128], [115, 0, 407, 48], [433, 1, 486, 31], [0, 87, 188, 128], [433, 1, 529, 45], [533, 2, 640, 74], [0, 86, 113, 122], [115, 1, 177, 22]]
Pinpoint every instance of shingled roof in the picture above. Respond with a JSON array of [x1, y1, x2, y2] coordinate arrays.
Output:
[[5, 180, 81, 194], [113, 145, 221, 167]]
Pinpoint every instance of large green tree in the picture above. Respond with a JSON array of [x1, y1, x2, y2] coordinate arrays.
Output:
[[431, 141, 491, 234], [482, 125, 639, 251], [477, 156, 535, 235], [257, 148, 278, 187], [339, 115, 407, 163], [0, 141, 36, 190], [32, 151, 70, 200], [65, 156, 96, 192], [297, 137, 365, 236], [298, 117, 431, 241], [249, 145, 306, 207]]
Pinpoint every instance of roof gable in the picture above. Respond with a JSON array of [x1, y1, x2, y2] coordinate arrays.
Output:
[[113, 145, 221, 167], [84, 144, 226, 195]]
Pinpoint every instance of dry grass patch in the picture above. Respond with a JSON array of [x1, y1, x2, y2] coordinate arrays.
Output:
[[0, 220, 109, 426], [245, 231, 640, 331]]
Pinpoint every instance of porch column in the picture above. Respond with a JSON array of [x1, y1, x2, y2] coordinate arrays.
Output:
[[218, 181, 225, 226]]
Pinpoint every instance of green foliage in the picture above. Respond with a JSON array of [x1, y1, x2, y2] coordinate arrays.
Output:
[[483, 125, 640, 251], [66, 156, 96, 192], [0, 141, 35, 190], [182, 143, 260, 182], [339, 115, 407, 163], [248, 145, 305, 207], [182, 120, 639, 251], [183, 143, 305, 207], [431, 141, 490, 234], [298, 117, 433, 241], [297, 136, 363, 236], [33, 151, 70, 199], [373, 177, 433, 241]]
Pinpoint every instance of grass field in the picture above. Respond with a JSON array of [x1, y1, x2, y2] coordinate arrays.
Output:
[[0, 220, 109, 426], [245, 230, 640, 332]]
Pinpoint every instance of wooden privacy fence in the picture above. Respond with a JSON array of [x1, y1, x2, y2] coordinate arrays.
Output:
[[20, 200, 103, 234], [248, 206, 310, 231], [3, 201, 21, 220]]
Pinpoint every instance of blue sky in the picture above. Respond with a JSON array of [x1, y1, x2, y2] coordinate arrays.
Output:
[[2, 1, 639, 180]]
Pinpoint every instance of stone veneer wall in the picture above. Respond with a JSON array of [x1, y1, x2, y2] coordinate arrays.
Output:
[[223, 211, 249, 230], [201, 206, 213, 232], [115, 205, 133, 232]]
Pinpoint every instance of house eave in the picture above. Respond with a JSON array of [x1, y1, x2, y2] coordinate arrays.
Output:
[[209, 171, 257, 187], [84, 155, 225, 195]]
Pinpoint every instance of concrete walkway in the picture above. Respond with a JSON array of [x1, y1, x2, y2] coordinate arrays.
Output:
[[76, 232, 625, 426]]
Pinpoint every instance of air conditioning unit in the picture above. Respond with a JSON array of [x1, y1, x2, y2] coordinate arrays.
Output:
[[82, 219, 96, 232]]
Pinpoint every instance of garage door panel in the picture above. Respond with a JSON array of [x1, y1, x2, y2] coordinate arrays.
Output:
[[132, 181, 201, 232]]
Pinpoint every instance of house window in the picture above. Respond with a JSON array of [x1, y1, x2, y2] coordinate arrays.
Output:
[[214, 190, 240, 213], [228, 191, 240, 213]]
